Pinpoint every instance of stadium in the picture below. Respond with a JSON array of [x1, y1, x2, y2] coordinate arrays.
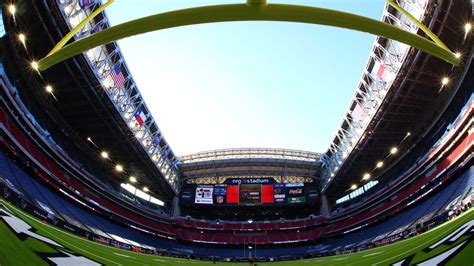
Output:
[[0, 0, 473, 265]]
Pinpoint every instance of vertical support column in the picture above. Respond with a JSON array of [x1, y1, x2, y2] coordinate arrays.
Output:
[[171, 196, 180, 217], [320, 194, 330, 217]]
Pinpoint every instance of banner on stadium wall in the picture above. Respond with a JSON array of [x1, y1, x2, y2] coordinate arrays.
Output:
[[274, 184, 286, 203], [287, 187, 303, 196], [288, 197, 306, 204], [181, 190, 192, 199], [195, 186, 214, 204], [307, 188, 319, 202], [213, 187, 227, 196], [224, 178, 276, 185], [213, 185, 227, 204], [285, 182, 304, 187]]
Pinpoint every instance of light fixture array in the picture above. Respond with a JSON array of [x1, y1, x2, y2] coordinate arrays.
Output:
[[7, 2, 152, 194]]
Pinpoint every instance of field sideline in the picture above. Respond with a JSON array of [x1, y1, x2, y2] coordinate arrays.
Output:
[[0, 199, 472, 265]]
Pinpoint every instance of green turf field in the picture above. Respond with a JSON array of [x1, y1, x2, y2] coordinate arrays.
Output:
[[0, 199, 472, 265]]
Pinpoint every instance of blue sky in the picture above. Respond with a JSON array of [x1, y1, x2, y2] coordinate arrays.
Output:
[[106, 0, 385, 155]]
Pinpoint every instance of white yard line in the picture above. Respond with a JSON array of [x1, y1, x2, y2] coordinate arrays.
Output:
[[362, 251, 384, 257], [114, 253, 134, 258], [372, 209, 473, 265]]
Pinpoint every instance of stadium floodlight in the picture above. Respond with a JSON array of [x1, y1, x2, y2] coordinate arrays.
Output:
[[31, 61, 39, 71], [465, 23, 472, 33], [390, 147, 398, 154], [86, 137, 99, 148], [376, 161, 384, 168], [441, 77, 449, 86], [45, 85, 53, 93], [454, 52, 461, 59], [362, 173, 371, 180], [143, 186, 149, 192], [350, 184, 357, 190], [129, 176, 137, 183], [115, 164, 123, 172], [8, 4, 16, 15], [101, 151, 109, 159], [406, 132, 411, 136], [18, 33, 26, 45]]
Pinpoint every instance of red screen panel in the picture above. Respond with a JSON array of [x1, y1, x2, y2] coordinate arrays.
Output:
[[226, 185, 239, 204], [261, 185, 274, 204]]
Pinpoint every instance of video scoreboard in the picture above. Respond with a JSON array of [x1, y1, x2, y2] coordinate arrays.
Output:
[[180, 178, 318, 206]]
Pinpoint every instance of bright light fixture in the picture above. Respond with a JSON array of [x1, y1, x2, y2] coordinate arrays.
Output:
[[390, 147, 398, 154], [101, 151, 109, 159], [454, 52, 461, 59], [45, 85, 53, 93], [362, 173, 371, 180], [129, 176, 137, 183], [350, 184, 357, 190], [31, 61, 39, 70], [143, 186, 149, 192], [8, 4, 16, 15], [441, 77, 449, 86], [376, 161, 384, 168], [18, 33, 26, 43], [465, 23, 472, 33], [115, 164, 123, 172]]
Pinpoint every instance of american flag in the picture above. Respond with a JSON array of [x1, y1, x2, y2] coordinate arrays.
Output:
[[111, 63, 126, 87]]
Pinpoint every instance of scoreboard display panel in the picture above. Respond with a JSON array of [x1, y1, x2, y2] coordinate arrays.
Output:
[[274, 184, 286, 203], [226, 185, 239, 204], [181, 178, 318, 206], [261, 184, 274, 203], [239, 184, 261, 204]]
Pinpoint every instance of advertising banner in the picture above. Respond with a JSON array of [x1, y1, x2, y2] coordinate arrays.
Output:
[[195, 186, 214, 204]]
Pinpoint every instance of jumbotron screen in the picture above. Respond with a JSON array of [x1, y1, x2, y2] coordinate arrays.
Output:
[[181, 178, 318, 206]]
